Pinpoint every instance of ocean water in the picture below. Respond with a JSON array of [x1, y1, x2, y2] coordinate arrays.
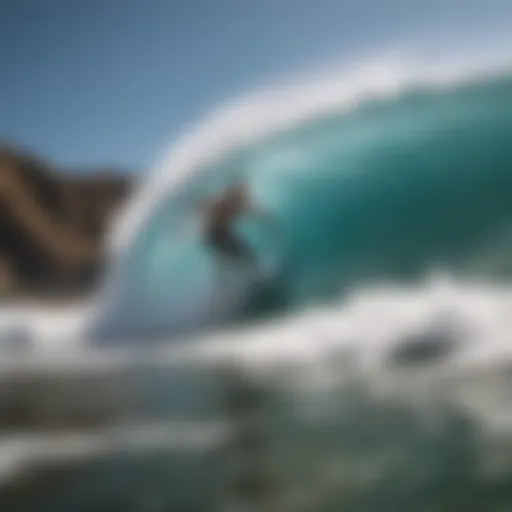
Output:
[[89, 61, 512, 341], [4, 58, 512, 510]]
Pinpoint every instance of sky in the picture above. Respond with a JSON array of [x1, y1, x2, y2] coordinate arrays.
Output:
[[1, 0, 512, 172]]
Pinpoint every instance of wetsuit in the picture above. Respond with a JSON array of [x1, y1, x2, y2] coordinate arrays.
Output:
[[204, 193, 254, 262]]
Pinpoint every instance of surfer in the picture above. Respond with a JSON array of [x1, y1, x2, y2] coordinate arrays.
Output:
[[202, 184, 257, 264], [175, 182, 278, 277]]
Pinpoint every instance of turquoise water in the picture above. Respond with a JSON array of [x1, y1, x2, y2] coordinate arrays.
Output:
[[91, 71, 512, 341]]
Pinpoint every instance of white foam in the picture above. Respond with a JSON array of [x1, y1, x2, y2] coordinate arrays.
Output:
[[0, 304, 86, 350], [3, 275, 512, 453], [3, 275, 512, 374], [0, 420, 228, 484], [183, 276, 511, 371]]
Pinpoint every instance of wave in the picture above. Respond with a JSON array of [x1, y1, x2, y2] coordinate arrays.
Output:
[[85, 55, 512, 342]]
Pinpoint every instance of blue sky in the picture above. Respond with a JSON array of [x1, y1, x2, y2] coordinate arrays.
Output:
[[1, 0, 512, 171]]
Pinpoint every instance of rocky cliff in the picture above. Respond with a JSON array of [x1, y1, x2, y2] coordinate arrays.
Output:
[[0, 144, 133, 300]]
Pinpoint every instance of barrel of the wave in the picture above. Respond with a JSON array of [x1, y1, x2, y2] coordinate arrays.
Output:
[[85, 191, 289, 343], [88, 72, 512, 343], [86, 219, 212, 342]]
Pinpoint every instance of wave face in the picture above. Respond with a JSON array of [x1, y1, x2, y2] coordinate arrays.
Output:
[[89, 67, 512, 341]]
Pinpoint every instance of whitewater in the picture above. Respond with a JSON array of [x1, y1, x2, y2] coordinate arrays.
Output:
[[5, 54, 512, 510]]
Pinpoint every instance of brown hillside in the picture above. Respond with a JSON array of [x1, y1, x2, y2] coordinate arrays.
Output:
[[0, 144, 133, 300]]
